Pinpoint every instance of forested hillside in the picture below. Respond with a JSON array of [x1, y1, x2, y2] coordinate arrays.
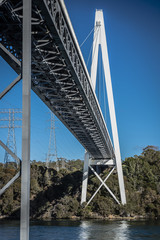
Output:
[[0, 146, 160, 219]]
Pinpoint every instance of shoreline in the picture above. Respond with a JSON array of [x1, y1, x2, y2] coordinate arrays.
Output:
[[0, 214, 159, 221]]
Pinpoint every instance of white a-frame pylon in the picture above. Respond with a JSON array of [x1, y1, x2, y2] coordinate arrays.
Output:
[[81, 10, 126, 206], [91, 9, 126, 205]]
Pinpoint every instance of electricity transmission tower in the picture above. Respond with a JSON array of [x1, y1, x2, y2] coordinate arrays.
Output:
[[46, 112, 59, 171], [0, 109, 22, 166], [58, 157, 66, 169]]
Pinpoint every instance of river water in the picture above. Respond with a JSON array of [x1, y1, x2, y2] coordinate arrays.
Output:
[[0, 219, 160, 240]]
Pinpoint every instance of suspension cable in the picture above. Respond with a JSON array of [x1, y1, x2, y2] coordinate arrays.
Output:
[[80, 26, 95, 48], [87, 26, 100, 68]]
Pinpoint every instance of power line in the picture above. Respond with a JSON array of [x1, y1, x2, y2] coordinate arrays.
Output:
[[87, 26, 100, 69]]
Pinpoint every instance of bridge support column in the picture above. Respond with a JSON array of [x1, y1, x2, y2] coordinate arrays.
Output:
[[20, 1, 32, 240], [81, 151, 90, 205], [81, 156, 120, 206], [90, 10, 126, 205]]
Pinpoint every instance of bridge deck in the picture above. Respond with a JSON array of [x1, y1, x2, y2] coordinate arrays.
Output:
[[0, 0, 115, 160]]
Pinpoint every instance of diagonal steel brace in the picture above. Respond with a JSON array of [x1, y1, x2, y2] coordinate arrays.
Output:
[[0, 74, 22, 100], [0, 171, 20, 196], [89, 165, 120, 204], [0, 43, 22, 99], [0, 140, 21, 196], [87, 166, 116, 206], [0, 139, 21, 164]]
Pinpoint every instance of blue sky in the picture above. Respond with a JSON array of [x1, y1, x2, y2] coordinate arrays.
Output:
[[0, 0, 160, 163]]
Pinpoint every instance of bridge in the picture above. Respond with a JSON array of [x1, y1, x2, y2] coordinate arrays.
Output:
[[0, 0, 126, 239]]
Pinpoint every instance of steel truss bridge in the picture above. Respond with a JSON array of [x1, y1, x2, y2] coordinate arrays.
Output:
[[0, 0, 114, 159], [0, 0, 126, 239]]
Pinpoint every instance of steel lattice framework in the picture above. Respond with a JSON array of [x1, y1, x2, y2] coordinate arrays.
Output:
[[0, 0, 115, 160]]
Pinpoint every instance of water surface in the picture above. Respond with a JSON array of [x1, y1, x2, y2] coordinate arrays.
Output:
[[0, 219, 160, 240]]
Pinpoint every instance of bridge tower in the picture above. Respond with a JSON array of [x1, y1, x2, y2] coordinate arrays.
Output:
[[81, 10, 126, 205]]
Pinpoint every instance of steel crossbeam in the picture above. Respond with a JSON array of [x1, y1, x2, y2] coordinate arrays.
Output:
[[89, 165, 120, 205], [0, 74, 22, 99], [86, 167, 116, 206], [81, 152, 120, 206], [0, 171, 20, 196], [0, 0, 115, 160], [0, 139, 21, 196], [0, 139, 21, 164]]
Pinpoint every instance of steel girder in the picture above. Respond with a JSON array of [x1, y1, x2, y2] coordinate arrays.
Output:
[[0, 0, 115, 160]]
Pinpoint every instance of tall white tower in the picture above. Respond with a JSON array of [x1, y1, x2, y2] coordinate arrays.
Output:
[[81, 10, 126, 205]]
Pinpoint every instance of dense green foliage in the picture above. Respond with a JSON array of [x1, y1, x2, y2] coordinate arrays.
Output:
[[0, 146, 160, 219]]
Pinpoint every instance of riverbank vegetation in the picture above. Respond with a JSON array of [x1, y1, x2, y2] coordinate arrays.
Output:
[[0, 146, 160, 219]]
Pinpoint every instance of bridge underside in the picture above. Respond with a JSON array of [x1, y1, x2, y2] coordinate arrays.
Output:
[[0, 0, 115, 161]]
